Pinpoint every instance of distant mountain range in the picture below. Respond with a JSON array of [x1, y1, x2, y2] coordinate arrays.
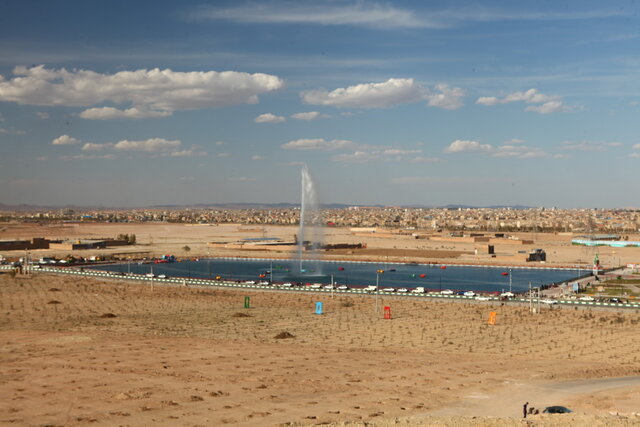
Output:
[[0, 202, 535, 211]]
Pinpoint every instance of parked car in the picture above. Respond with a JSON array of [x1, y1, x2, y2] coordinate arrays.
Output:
[[541, 298, 558, 305], [440, 289, 454, 295], [463, 291, 476, 297], [543, 406, 572, 414], [381, 287, 396, 292]]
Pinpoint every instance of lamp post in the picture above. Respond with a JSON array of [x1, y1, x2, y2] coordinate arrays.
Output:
[[376, 269, 384, 312], [509, 268, 513, 294]]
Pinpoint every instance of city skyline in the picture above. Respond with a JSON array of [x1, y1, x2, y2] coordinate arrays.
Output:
[[1, 1, 640, 208]]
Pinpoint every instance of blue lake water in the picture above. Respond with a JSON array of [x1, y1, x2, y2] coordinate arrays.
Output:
[[94, 259, 584, 293]]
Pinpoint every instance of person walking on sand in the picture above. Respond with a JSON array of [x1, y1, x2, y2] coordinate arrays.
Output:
[[523, 402, 529, 418]]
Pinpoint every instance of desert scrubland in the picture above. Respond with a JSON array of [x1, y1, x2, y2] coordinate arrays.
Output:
[[1, 271, 640, 426]]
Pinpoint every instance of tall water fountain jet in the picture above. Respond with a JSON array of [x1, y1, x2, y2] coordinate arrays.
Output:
[[296, 165, 324, 276]]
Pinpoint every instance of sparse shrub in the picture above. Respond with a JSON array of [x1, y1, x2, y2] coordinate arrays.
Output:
[[274, 331, 295, 339]]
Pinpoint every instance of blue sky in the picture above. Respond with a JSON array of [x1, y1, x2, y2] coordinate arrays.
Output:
[[1, 0, 639, 208]]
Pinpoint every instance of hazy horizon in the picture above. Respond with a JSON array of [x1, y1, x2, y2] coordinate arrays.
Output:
[[1, 1, 639, 209]]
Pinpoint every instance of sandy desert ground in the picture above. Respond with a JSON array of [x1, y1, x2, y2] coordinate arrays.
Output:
[[1, 270, 640, 426]]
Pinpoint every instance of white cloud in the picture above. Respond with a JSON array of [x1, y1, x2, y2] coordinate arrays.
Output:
[[504, 89, 556, 104], [36, 156, 48, 161], [561, 141, 618, 152], [444, 139, 493, 153], [426, 84, 466, 110], [291, 111, 327, 121], [524, 100, 567, 114], [189, 4, 623, 30], [330, 147, 427, 164], [113, 138, 181, 152], [332, 151, 381, 163], [282, 138, 356, 150], [382, 148, 422, 156], [476, 96, 500, 106], [229, 176, 256, 182], [0, 65, 284, 118], [79, 106, 172, 120], [254, 113, 286, 123], [476, 88, 568, 114], [302, 78, 465, 110], [1, 127, 26, 135], [36, 112, 49, 119], [493, 145, 548, 159], [170, 150, 206, 157], [251, 155, 263, 160], [52, 134, 80, 145], [60, 154, 116, 160], [633, 143, 640, 150], [190, 3, 426, 30], [82, 142, 113, 151]]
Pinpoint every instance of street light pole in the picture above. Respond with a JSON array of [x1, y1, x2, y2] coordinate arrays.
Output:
[[376, 272, 379, 312], [509, 268, 513, 294]]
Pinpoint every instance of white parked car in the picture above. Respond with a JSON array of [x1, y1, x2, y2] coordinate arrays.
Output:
[[337, 285, 349, 290], [541, 298, 558, 305], [381, 287, 396, 292], [463, 291, 476, 297], [157, 274, 167, 279], [281, 282, 293, 287], [411, 287, 425, 293], [500, 291, 515, 298], [243, 280, 256, 285], [397, 288, 408, 293], [440, 289, 454, 295], [310, 283, 322, 289], [364, 285, 377, 292], [475, 295, 491, 301], [579, 295, 595, 301], [323, 284, 335, 290]]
